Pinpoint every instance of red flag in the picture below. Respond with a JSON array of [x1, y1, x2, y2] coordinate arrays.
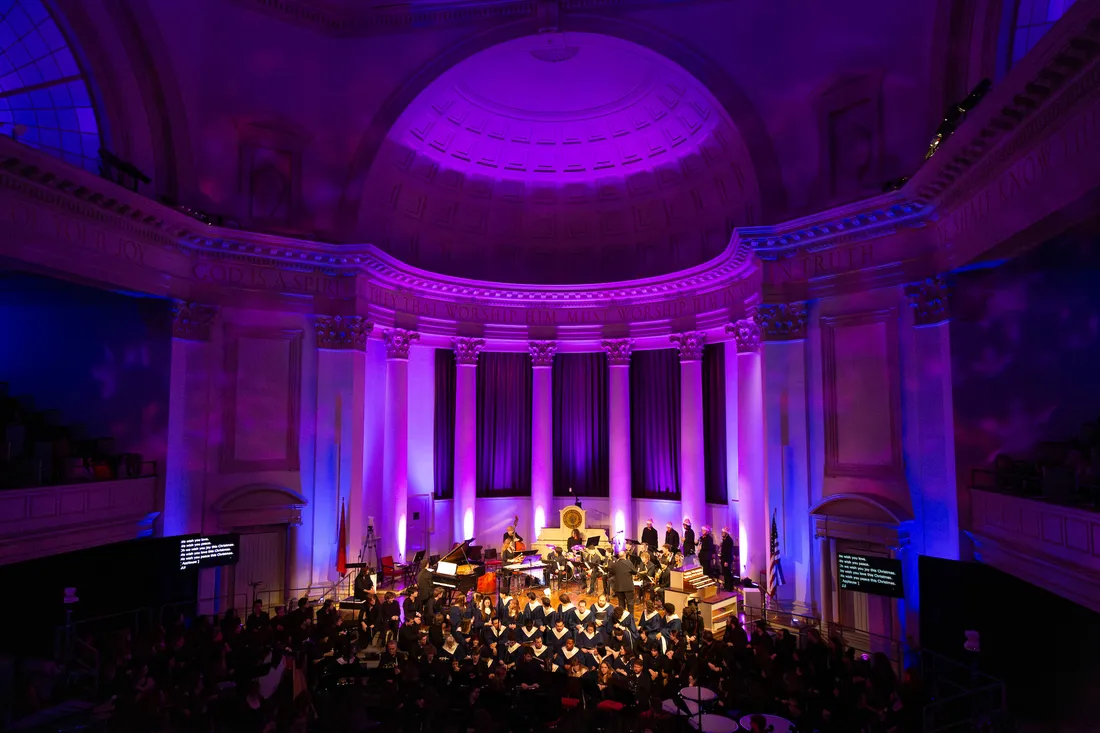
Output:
[[336, 499, 348, 576]]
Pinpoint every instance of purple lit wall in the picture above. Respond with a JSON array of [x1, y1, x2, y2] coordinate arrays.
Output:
[[951, 233, 1100, 492], [0, 272, 171, 465]]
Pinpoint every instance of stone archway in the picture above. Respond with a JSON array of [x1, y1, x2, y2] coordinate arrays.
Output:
[[211, 484, 307, 608], [336, 14, 788, 237], [810, 493, 913, 648]]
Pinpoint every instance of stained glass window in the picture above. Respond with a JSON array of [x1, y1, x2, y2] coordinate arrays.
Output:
[[0, 0, 101, 172], [1010, 0, 1078, 67]]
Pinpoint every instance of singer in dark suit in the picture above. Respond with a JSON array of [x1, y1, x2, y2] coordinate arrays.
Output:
[[640, 519, 659, 553], [664, 522, 681, 554]]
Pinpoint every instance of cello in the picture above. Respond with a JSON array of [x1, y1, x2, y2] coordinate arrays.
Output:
[[511, 514, 526, 552]]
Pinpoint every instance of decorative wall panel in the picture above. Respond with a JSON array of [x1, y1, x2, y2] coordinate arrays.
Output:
[[222, 327, 303, 472], [821, 309, 902, 478]]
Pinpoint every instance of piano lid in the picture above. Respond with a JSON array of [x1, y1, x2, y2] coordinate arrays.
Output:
[[437, 539, 476, 566]]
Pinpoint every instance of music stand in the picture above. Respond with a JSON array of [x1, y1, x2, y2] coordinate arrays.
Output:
[[585, 536, 600, 548]]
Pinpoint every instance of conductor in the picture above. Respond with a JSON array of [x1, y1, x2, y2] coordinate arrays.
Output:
[[610, 550, 638, 614]]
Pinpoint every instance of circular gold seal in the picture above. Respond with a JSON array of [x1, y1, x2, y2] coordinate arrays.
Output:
[[562, 507, 582, 529]]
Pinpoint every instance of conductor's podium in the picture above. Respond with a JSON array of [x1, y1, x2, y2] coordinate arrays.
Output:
[[664, 562, 739, 634], [533, 506, 611, 557]]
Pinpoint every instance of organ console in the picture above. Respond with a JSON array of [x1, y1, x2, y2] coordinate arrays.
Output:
[[665, 561, 739, 634]]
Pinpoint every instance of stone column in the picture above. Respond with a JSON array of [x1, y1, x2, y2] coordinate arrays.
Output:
[[529, 341, 557, 539], [902, 278, 957, 645], [671, 332, 706, 539], [165, 302, 218, 538], [602, 339, 633, 545], [727, 317, 765, 582], [904, 278, 959, 560], [286, 510, 303, 596], [756, 303, 810, 601], [453, 337, 484, 544], [314, 316, 373, 581], [382, 328, 419, 561]]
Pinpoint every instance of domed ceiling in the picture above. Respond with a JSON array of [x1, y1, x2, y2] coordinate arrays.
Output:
[[360, 33, 762, 285]]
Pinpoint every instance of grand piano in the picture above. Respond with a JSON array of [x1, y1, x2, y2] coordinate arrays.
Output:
[[430, 539, 485, 600]]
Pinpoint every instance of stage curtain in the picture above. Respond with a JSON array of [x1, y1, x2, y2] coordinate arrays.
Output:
[[553, 352, 609, 497], [477, 352, 532, 497], [703, 343, 728, 504], [630, 349, 681, 498], [433, 348, 456, 499]]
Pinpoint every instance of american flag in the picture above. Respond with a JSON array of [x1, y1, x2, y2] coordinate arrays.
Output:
[[768, 510, 786, 597]]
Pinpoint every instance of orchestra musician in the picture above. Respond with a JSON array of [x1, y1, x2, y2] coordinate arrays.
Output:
[[568, 527, 586, 549], [502, 524, 524, 546]]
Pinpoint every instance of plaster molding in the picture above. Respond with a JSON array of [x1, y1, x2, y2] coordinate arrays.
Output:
[[453, 337, 486, 365], [528, 340, 558, 368], [725, 318, 761, 353], [227, 0, 726, 36], [753, 303, 808, 341], [383, 328, 420, 359], [171, 301, 217, 341], [903, 277, 950, 326], [601, 338, 634, 366], [669, 331, 706, 362], [315, 315, 373, 350]]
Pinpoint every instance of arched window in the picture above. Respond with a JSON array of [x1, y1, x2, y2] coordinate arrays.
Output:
[[0, 0, 101, 173], [1009, 0, 1078, 67]]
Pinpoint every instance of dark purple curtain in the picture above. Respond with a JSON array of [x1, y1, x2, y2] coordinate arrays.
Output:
[[477, 352, 532, 497], [630, 349, 681, 499], [703, 343, 728, 504], [553, 352, 609, 497], [433, 348, 455, 500]]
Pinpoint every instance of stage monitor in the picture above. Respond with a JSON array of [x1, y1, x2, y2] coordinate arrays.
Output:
[[837, 553, 904, 598], [177, 534, 240, 571]]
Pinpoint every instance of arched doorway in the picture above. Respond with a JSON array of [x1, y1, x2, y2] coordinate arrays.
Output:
[[811, 493, 913, 655], [211, 484, 307, 611]]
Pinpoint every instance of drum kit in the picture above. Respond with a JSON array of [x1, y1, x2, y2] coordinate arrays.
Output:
[[661, 686, 741, 732]]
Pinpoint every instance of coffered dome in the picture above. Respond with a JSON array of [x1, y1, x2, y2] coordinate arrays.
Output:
[[359, 32, 762, 285]]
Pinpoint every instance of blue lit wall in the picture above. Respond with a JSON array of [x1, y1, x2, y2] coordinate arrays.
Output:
[[951, 233, 1100, 490], [0, 271, 171, 462]]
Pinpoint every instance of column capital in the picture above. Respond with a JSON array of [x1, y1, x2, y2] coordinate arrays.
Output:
[[904, 277, 950, 326], [315, 315, 373, 351], [171, 301, 217, 341], [670, 331, 707, 362], [726, 318, 762, 353], [383, 328, 420, 359], [601, 338, 634, 366], [753, 302, 808, 341], [528, 340, 557, 368], [452, 336, 486, 365]]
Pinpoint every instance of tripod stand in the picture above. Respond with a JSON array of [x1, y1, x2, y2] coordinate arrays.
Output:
[[361, 525, 381, 582]]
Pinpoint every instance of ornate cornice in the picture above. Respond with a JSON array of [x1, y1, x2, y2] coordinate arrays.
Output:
[[315, 315, 373, 351], [453, 337, 486, 365], [739, 193, 924, 259], [904, 278, 950, 326], [528, 340, 557, 368], [601, 339, 634, 366], [753, 303, 808, 341], [908, 4, 1100, 210], [670, 332, 706, 362], [383, 328, 420, 359], [171, 301, 217, 341], [725, 318, 761, 353]]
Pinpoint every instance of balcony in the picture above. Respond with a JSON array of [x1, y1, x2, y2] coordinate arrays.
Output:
[[968, 488, 1100, 613], [0, 478, 159, 565]]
